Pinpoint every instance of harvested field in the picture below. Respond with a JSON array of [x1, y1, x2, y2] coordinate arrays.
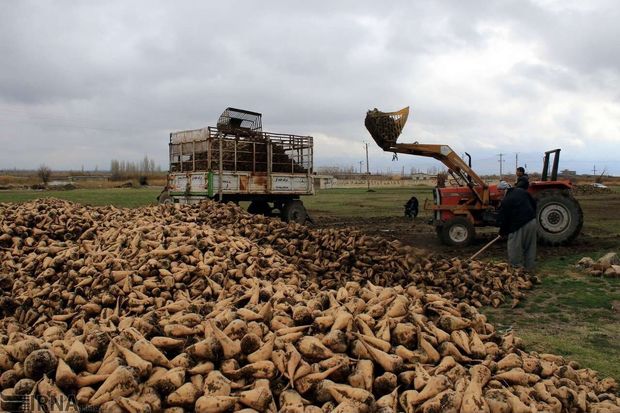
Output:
[[572, 185, 613, 196], [0, 199, 619, 412], [308, 187, 620, 260]]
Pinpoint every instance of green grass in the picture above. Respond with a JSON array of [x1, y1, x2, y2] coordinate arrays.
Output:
[[484, 254, 620, 381], [0, 186, 432, 214], [0, 188, 161, 208], [304, 187, 433, 218]]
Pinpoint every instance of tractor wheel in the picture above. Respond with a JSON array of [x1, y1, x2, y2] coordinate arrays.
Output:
[[281, 200, 307, 224], [535, 190, 583, 245], [248, 201, 272, 216], [438, 217, 475, 246]]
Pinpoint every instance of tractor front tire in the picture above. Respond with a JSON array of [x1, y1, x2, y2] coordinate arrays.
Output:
[[438, 217, 475, 246], [536, 190, 583, 245]]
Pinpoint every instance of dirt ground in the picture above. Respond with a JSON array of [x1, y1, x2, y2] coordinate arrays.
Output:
[[312, 192, 620, 262]]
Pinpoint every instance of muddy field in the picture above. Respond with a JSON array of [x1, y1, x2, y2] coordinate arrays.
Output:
[[313, 192, 620, 263]]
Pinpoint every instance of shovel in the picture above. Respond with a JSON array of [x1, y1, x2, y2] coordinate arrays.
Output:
[[468, 235, 502, 261]]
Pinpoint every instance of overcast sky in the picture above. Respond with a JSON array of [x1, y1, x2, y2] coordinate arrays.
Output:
[[1, 0, 619, 175]]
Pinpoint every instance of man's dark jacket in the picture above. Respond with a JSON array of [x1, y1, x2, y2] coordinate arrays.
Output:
[[498, 187, 537, 236], [515, 174, 529, 190]]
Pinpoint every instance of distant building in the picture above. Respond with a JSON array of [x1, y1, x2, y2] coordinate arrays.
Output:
[[560, 169, 576, 177], [411, 172, 435, 181], [313, 174, 336, 189]]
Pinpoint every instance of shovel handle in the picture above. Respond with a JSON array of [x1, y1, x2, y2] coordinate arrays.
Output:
[[468, 235, 502, 261]]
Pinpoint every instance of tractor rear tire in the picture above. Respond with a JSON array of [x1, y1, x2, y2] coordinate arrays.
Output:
[[281, 200, 307, 224], [535, 190, 583, 245], [248, 201, 272, 216], [438, 217, 475, 246]]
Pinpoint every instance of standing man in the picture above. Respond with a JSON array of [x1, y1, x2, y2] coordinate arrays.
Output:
[[497, 181, 537, 271], [515, 166, 529, 190]]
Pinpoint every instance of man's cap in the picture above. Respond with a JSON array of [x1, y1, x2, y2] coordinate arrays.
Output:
[[497, 181, 511, 190]]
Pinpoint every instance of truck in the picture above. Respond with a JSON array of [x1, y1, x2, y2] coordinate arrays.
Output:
[[159, 108, 314, 223], [365, 106, 583, 246]]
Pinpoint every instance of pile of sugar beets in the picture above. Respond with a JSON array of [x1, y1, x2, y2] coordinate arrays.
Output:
[[0, 199, 617, 413]]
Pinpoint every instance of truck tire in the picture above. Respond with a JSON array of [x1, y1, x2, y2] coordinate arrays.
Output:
[[158, 191, 173, 205], [438, 217, 475, 246], [281, 200, 307, 224], [248, 201, 272, 216], [535, 190, 583, 245]]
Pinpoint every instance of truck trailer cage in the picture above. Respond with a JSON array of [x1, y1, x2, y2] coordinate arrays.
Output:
[[169, 127, 313, 176], [162, 110, 314, 223]]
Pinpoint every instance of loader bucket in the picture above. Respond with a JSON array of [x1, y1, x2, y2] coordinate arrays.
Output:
[[364, 106, 409, 150]]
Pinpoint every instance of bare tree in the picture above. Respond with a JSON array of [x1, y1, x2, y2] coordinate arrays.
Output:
[[38, 164, 52, 185]]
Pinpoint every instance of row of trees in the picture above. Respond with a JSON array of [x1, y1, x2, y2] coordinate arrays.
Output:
[[30, 157, 162, 185], [110, 156, 162, 180]]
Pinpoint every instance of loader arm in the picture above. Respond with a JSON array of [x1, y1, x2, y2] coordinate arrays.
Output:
[[388, 143, 488, 204], [364, 107, 488, 205]]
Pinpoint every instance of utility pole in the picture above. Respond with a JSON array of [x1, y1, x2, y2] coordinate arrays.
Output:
[[515, 153, 518, 171], [364, 142, 370, 191], [359, 161, 363, 174], [497, 153, 505, 180], [592, 165, 597, 176]]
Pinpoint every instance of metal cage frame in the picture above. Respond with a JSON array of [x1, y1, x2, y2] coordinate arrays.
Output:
[[216, 107, 263, 135]]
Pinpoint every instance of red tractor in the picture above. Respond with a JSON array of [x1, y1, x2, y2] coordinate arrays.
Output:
[[365, 107, 583, 246]]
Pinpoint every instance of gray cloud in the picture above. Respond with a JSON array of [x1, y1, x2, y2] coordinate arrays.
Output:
[[0, 0, 619, 175]]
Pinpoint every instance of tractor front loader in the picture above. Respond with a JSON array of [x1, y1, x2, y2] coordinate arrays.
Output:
[[365, 107, 583, 246]]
